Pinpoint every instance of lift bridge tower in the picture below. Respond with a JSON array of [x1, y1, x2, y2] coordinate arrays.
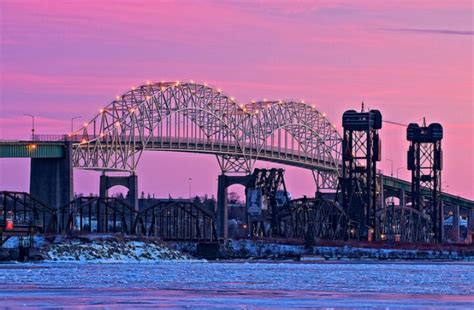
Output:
[[407, 120, 443, 243], [341, 107, 382, 241]]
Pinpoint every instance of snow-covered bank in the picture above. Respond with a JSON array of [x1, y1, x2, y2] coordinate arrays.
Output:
[[41, 237, 198, 262]]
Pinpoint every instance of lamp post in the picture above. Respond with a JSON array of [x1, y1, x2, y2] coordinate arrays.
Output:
[[24, 114, 35, 140], [386, 159, 394, 177], [442, 182, 450, 193], [188, 178, 192, 199], [71, 116, 81, 135], [396, 167, 404, 179]]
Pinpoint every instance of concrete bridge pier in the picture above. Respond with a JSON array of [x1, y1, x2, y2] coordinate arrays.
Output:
[[216, 175, 229, 240], [216, 173, 254, 240], [99, 174, 138, 211], [30, 141, 73, 209]]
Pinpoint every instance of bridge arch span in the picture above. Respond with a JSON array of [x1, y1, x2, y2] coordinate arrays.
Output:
[[73, 81, 342, 188]]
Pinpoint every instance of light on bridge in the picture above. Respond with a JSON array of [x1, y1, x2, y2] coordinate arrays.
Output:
[[131, 86, 136, 90], [27, 144, 37, 151], [230, 97, 234, 101], [5, 219, 13, 231], [301, 100, 305, 103], [217, 88, 221, 93], [190, 80, 194, 83], [81, 139, 87, 144], [83, 122, 88, 127], [175, 81, 180, 86], [99, 109, 104, 113], [115, 122, 120, 127], [115, 96, 120, 100], [146, 96, 151, 100], [146, 81, 151, 85], [204, 82, 208, 86]]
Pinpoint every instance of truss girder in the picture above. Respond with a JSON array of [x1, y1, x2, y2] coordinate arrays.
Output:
[[73, 82, 341, 187]]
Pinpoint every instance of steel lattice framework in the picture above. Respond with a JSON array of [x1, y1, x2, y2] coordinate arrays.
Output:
[[73, 82, 342, 188]]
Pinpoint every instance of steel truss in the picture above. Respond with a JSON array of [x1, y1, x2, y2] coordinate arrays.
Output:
[[73, 82, 341, 189], [134, 200, 216, 242], [246, 168, 290, 237], [282, 196, 348, 241], [340, 109, 382, 240], [407, 122, 443, 242], [57, 197, 136, 234], [55, 196, 216, 242], [0, 191, 57, 235], [376, 205, 431, 242]]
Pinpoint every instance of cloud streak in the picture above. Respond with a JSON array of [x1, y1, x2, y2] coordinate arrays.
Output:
[[380, 28, 474, 36]]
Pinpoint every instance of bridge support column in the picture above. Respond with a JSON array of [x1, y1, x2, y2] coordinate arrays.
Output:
[[452, 205, 460, 243], [468, 209, 474, 244], [399, 189, 406, 207], [216, 173, 257, 240], [469, 209, 474, 232], [216, 175, 228, 240], [30, 141, 73, 209], [99, 174, 138, 211]]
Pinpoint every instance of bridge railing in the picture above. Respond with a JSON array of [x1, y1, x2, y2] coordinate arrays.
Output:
[[33, 134, 339, 169], [31, 134, 78, 142]]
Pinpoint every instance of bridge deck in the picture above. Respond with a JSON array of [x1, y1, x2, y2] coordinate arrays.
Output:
[[1, 139, 472, 208], [0, 141, 64, 158]]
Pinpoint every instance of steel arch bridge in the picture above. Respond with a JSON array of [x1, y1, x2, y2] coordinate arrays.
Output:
[[73, 81, 342, 188]]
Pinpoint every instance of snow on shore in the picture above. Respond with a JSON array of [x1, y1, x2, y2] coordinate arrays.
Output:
[[220, 240, 474, 260], [42, 239, 198, 263]]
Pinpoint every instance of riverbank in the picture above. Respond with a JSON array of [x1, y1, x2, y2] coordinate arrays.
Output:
[[2, 235, 474, 262], [1, 235, 195, 262], [171, 239, 474, 261]]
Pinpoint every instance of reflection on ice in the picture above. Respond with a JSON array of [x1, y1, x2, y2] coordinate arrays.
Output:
[[0, 261, 473, 308]]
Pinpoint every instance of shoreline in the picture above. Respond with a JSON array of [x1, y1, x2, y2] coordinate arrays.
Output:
[[1, 235, 474, 262]]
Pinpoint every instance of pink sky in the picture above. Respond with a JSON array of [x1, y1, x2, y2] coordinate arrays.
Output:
[[0, 0, 472, 199]]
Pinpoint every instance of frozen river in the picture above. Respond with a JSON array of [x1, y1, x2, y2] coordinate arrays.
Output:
[[0, 261, 473, 308]]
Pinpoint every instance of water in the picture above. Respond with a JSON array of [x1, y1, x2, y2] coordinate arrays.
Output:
[[0, 261, 473, 308]]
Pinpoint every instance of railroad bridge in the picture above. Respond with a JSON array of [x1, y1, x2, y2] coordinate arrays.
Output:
[[1, 81, 473, 244]]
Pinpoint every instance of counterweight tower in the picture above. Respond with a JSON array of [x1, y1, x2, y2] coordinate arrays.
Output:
[[341, 108, 382, 240], [407, 121, 443, 242]]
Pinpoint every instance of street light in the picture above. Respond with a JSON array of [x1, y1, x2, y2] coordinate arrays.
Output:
[[396, 167, 404, 179], [442, 181, 450, 193], [24, 114, 35, 140], [188, 178, 192, 199], [71, 116, 81, 135], [386, 159, 394, 177]]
